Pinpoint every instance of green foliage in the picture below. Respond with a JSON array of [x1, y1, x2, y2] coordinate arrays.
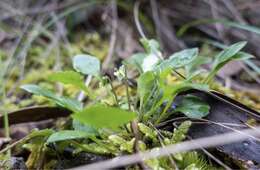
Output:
[[126, 41, 198, 74], [185, 56, 210, 79], [137, 71, 157, 110], [127, 40, 210, 122], [20, 84, 52, 98], [184, 163, 199, 170], [49, 71, 84, 86], [244, 59, 260, 74], [72, 105, 137, 130], [177, 18, 260, 37], [108, 135, 135, 153], [155, 48, 198, 72], [154, 82, 209, 123], [138, 123, 158, 143], [72, 119, 98, 134], [17, 38, 253, 169], [177, 151, 215, 170], [171, 121, 192, 144], [204, 42, 252, 83], [213, 41, 246, 67], [140, 38, 161, 55], [48, 70, 93, 98], [20, 84, 82, 112], [125, 53, 146, 73], [49, 70, 85, 90], [47, 130, 92, 143], [176, 95, 210, 118], [125, 39, 162, 73], [27, 129, 54, 139], [20, 38, 250, 133], [169, 121, 192, 162], [73, 54, 100, 76]]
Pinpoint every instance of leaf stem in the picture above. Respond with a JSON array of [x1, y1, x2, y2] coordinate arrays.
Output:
[[156, 95, 176, 124], [124, 65, 131, 111], [3, 111, 11, 158], [108, 77, 119, 106], [203, 71, 216, 84]]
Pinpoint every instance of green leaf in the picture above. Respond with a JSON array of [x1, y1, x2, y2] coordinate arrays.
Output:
[[48, 70, 93, 98], [72, 119, 98, 135], [212, 41, 247, 69], [154, 83, 209, 123], [21, 84, 82, 112], [73, 54, 100, 76], [125, 53, 146, 73], [72, 105, 137, 130], [169, 48, 199, 68], [137, 71, 157, 107], [186, 69, 207, 81], [49, 70, 84, 86], [161, 82, 209, 108], [171, 82, 209, 95], [185, 56, 211, 77], [140, 39, 160, 54], [21, 84, 55, 98], [27, 129, 54, 139], [47, 130, 92, 143], [48, 71, 84, 86], [244, 59, 260, 74], [155, 48, 198, 72], [176, 95, 210, 119], [205, 42, 249, 83], [177, 19, 260, 37], [233, 52, 253, 60], [58, 97, 83, 112]]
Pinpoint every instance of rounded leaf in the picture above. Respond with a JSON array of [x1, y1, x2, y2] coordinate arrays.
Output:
[[73, 54, 100, 76], [176, 95, 210, 118]]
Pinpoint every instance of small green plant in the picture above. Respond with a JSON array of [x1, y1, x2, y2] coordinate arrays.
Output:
[[17, 38, 250, 169]]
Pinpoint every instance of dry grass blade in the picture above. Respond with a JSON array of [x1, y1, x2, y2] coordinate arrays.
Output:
[[70, 126, 260, 170]]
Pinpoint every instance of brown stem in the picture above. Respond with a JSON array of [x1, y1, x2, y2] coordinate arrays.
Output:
[[131, 120, 150, 169]]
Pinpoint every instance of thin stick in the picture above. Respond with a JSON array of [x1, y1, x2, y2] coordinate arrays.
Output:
[[0, 137, 26, 154], [134, 1, 147, 39], [70, 126, 260, 170], [77, 75, 92, 102], [102, 0, 118, 70]]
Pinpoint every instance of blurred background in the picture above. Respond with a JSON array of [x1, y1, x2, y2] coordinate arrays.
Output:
[[0, 0, 259, 112]]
